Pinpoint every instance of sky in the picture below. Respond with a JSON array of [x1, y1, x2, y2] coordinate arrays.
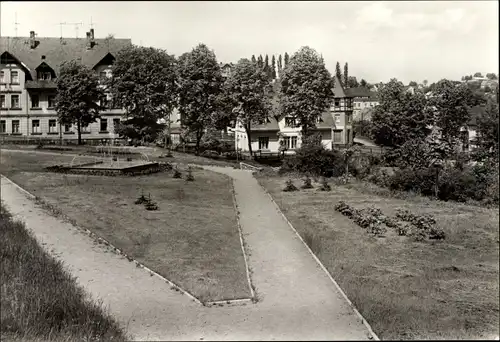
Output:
[[1, 1, 498, 84]]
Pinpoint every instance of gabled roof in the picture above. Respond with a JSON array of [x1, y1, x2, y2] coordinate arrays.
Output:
[[0, 35, 131, 79], [252, 116, 280, 131], [313, 111, 335, 130], [345, 87, 377, 99], [332, 74, 352, 98]]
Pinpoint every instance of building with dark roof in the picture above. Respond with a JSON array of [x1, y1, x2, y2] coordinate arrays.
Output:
[[345, 87, 379, 121], [233, 74, 354, 154], [0, 29, 131, 142]]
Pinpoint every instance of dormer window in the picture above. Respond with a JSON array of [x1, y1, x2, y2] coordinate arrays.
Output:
[[285, 117, 297, 128], [38, 71, 52, 80]]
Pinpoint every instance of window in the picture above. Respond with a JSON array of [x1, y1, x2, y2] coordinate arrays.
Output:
[[0, 120, 5, 133], [48, 119, 57, 133], [285, 117, 296, 127], [283, 137, 291, 149], [12, 120, 20, 133], [113, 118, 120, 129], [32, 120, 40, 134], [64, 124, 72, 133], [100, 95, 108, 108], [346, 114, 352, 124], [334, 100, 340, 107], [11, 95, 20, 108], [346, 129, 351, 144], [82, 123, 90, 133], [0, 71, 5, 83], [48, 95, 56, 108], [31, 94, 40, 108], [258, 136, 269, 150], [11, 71, 19, 84], [334, 114, 341, 124], [38, 71, 51, 80], [99, 71, 107, 79], [0, 95, 5, 108], [316, 116, 324, 123], [100, 118, 108, 132], [333, 130, 342, 143], [291, 136, 298, 149]]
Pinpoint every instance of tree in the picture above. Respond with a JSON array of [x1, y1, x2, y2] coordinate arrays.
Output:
[[177, 43, 225, 154], [360, 79, 368, 87], [278, 54, 283, 71], [347, 76, 358, 88], [225, 58, 271, 157], [284, 52, 289, 67], [370, 79, 432, 147], [423, 79, 428, 87], [474, 72, 483, 78], [251, 55, 256, 64], [343, 62, 348, 88], [257, 55, 264, 69], [476, 98, 499, 158], [108, 45, 177, 144], [271, 55, 276, 80], [335, 61, 342, 79], [486, 73, 498, 80], [429, 79, 474, 143], [409, 81, 418, 87], [264, 54, 271, 79], [279, 46, 333, 137], [55, 60, 104, 145]]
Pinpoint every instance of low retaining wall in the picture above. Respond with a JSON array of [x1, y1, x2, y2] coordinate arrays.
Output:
[[45, 162, 172, 177]]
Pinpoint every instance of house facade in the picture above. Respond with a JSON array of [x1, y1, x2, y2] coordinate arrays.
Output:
[[0, 29, 131, 142], [346, 87, 379, 121], [234, 75, 354, 153]]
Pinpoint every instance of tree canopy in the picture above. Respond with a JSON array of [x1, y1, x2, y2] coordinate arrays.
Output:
[[55, 60, 104, 145], [279, 46, 333, 136], [177, 43, 225, 153], [108, 45, 178, 143]]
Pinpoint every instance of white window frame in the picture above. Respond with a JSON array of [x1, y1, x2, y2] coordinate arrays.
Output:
[[0, 71, 5, 83], [0, 94, 5, 108], [31, 94, 40, 108], [0, 120, 6, 133], [258, 136, 269, 150], [48, 119, 57, 133], [31, 119, 40, 133], [333, 130, 342, 143], [48, 95, 56, 108], [64, 124, 72, 133], [11, 94, 20, 108], [100, 118, 108, 132], [12, 120, 20, 133], [11, 70, 20, 84], [334, 114, 341, 124], [291, 136, 298, 149]]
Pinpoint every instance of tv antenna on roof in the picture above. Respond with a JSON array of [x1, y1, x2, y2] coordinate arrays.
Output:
[[58, 22, 83, 38], [90, 16, 97, 29], [14, 12, 21, 38]]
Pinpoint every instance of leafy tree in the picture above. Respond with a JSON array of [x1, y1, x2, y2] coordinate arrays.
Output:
[[279, 46, 333, 137], [177, 43, 224, 154], [486, 73, 498, 80], [251, 55, 256, 63], [278, 54, 283, 72], [476, 98, 499, 158], [360, 79, 368, 88], [55, 60, 104, 145], [409, 81, 418, 87], [347, 76, 358, 88], [423, 79, 428, 87], [271, 55, 276, 80], [370, 79, 432, 147], [474, 72, 483, 78], [343, 62, 348, 88], [264, 54, 271, 79], [429, 79, 474, 142], [284, 52, 289, 67], [108, 45, 177, 144], [225, 58, 271, 157], [335, 62, 342, 84]]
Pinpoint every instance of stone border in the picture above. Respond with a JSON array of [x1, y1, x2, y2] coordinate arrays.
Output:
[[255, 175, 380, 341], [1, 174, 255, 308]]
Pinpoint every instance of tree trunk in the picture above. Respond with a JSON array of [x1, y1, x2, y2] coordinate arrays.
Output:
[[195, 128, 203, 155], [245, 126, 253, 159], [77, 119, 82, 145], [434, 167, 440, 199]]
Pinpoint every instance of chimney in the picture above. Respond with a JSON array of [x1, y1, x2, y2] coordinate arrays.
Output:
[[86, 31, 94, 49], [29, 31, 38, 49], [90, 28, 94, 40]]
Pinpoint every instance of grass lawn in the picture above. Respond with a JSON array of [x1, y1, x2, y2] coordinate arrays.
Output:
[[1, 150, 251, 303], [0, 203, 128, 342], [256, 173, 499, 340]]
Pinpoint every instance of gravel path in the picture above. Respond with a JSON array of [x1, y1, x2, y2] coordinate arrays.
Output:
[[1, 167, 375, 341]]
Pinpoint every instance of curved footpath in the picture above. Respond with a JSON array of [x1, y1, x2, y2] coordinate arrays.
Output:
[[1, 165, 376, 341]]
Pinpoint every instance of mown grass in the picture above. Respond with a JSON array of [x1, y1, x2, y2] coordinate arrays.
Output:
[[256, 173, 500, 340], [0, 150, 251, 303], [0, 202, 128, 342]]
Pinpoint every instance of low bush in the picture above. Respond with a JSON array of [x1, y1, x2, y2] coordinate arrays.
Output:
[[319, 178, 331, 191], [396, 209, 444, 240], [186, 168, 195, 182], [283, 179, 298, 192], [200, 150, 220, 159], [301, 176, 313, 189], [173, 168, 182, 179], [334, 201, 387, 237]]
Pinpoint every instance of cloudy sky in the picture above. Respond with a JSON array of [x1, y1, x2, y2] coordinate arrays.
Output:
[[1, 1, 498, 84]]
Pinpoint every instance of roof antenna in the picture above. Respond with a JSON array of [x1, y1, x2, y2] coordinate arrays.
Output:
[[14, 12, 21, 38]]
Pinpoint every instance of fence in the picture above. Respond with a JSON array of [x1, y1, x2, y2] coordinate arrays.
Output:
[[0, 136, 127, 146]]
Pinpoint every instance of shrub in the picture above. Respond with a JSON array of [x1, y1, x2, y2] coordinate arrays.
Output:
[[301, 176, 313, 189], [173, 168, 182, 178], [185, 168, 194, 182], [200, 150, 220, 159], [281, 133, 345, 177], [396, 209, 444, 240], [283, 179, 298, 192], [134, 193, 147, 204], [334, 202, 386, 237], [319, 178, 331, 191]]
